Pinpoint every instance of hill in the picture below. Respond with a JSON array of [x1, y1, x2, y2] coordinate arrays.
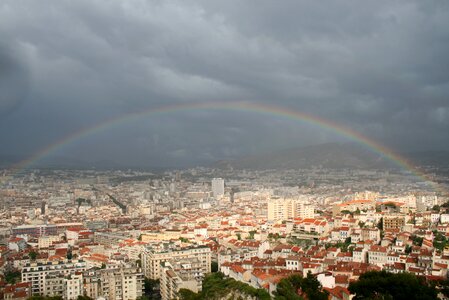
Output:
[[215, 142, 410, 170]]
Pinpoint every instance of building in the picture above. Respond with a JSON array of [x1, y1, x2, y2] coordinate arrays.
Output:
[[268, 198, 314, 222], [160, 259, 204, 300], [211, 178, 225, 198], [38, 235, 61, 249], [383, 215, 405, 230], [83, 266, 144, 300], [12, 224, 58, 237], [94, 232, 129, 246], [3, 282, 32, 300], [64, 273, 83, 300], [142, 245, 211, 280], [21, 260, 87, 295]]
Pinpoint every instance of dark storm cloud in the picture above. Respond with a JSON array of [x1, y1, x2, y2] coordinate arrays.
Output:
[[0, 44, 29, 117], [0, 0, 448, 166]]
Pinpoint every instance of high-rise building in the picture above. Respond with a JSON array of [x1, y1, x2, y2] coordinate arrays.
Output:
[[211, 178, 224, 198]]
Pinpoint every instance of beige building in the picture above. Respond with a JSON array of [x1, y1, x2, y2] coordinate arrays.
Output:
[[383, 215, 405, 230], [142, 245, 211, 280], [83, 266, 144, 300], [268, 198, 314, 221], [38, 235, 61, 249], [160, 259, 203, 300], [64, 273, 83, 300]]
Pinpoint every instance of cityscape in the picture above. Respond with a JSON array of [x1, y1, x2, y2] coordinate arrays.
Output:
[[1, 1, 449, 300], [1, 164, 449, 299]]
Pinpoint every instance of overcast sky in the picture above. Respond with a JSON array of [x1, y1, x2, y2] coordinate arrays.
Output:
[[1, 1, 448, 167]]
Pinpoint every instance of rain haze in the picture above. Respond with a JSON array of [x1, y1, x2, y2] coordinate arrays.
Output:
[[1, 1, 449, 168]]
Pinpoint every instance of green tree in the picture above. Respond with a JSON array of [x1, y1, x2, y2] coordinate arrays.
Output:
[[432, 205, 440, 212], [29, 251, 38, 260], [211, 261, 219, 272], [179, 289, 200, 300], [179, 272, 270, 300], [143, 277, 160, 299], [5, 270, 21, 284], [248, 230, 256, 239], [377, 218, 383, 230], [349, 270, 438, 300], [274, 273, 328, 300]]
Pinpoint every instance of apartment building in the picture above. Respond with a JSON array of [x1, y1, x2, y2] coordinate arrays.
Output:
[[142, 245, 211, 280], [383, 215, 405, 230], [368, 245, 388, 267], [268, 198, 314, 221], [83, 266, 144, 300], [21, 260, 87, 295], [160, 259, 204, 300]]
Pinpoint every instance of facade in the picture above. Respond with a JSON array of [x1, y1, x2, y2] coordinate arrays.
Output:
[[211, 178, 225, 198], [83, 266, 144, 300], [12, 224, 58, 237], [160, 259, 203, 300], [268, 198, 314, 221], [142, 245, 211, 280], [383, 215, 405, 230], [21, 260, 87, 295]]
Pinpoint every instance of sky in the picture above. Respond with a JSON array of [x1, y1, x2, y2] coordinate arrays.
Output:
[[0, 1, 449, 168]]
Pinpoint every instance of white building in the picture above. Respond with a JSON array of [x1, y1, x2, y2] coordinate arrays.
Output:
[[211, 178, 225, 198], [142, 245, 211, 280]]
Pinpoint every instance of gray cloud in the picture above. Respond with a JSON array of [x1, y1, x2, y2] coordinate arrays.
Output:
[[0, 0, 448, 167]]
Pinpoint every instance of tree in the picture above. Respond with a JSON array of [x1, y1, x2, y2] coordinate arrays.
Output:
[[236, 233, 241, 240], [179, 272, 270, 300], [248, 230, 256, 239], [377, 218, 383, 230], [432, 205, 440, 212], [179, 289, 200, 300], [4, 270, 21, 284], [211, 261, 219, 272], [29, 251, 38, 260], [274, 273, 328, 300], [143, 277, 160, 299], [348, 270, 438, 300]]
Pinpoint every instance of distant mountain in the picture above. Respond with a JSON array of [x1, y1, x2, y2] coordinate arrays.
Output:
[[214, 143, 400, 170], [0, 154, 124, 170], [402, 151, 449, 167]]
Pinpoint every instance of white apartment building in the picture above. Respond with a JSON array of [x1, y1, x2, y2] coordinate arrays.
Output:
[[267, 198, 314, 222], [83, 266, 144, 300], [211, 178, 225, 198], [142, 245, 211, 280], [160, 259, 203, 300], [368, 245, 388, 267], [38, 235, 61, 249], [21, 260, 87, 296], [64, 273, 83, 300]]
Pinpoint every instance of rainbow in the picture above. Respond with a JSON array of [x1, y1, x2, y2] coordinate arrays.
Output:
[[6, 101, 441, 192]]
